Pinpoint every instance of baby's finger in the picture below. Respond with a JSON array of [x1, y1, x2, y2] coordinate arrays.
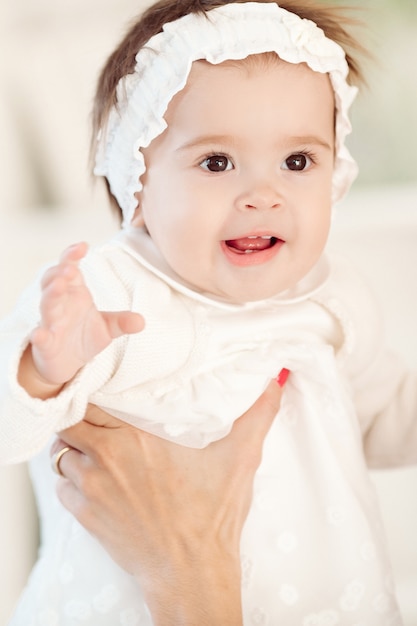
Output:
[[41, 263, 85, 298], [30, 325, 52, 349], [40, 243, 87, 289], [40, 265, 65, 290], [102, 311, 145, 338], [42, 275, 71, 300], [40, 261, 78, 290], [59, 242, 89, 264]]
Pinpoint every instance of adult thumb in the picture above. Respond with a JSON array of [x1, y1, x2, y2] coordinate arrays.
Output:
[[232, 370, 289, 447]]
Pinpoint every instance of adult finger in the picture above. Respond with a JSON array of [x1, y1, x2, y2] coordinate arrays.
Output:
[[57, 421, 96, 455], [50, 438, 85, 482], [50, 437, 66, 457], [55, 474, 90, 527], [231, 373, 288, 449]]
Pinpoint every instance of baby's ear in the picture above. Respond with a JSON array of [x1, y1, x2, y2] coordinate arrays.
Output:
[[131, 194, 145, 227]]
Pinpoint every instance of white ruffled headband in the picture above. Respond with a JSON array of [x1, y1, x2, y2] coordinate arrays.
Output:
[[94, 2, 358, 226]]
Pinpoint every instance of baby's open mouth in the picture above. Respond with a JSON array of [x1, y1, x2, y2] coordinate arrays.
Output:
[[225, 235, 279, 254]]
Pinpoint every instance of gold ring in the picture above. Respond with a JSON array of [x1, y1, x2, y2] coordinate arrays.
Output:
[[51, 446, 72, 476]]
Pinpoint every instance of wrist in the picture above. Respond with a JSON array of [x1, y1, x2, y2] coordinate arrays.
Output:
[[18, 344, 64, 400], [138, 550, 243, 626]]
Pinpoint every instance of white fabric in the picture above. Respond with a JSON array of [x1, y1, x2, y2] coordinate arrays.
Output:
[[94, 3, 358, 226], [1, 228, 417, 624]]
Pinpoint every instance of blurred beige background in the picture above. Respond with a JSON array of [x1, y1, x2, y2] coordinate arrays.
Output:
[[0, 0, 416, 624]]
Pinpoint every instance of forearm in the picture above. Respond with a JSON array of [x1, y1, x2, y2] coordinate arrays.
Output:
[[141, 552, 243, 626]]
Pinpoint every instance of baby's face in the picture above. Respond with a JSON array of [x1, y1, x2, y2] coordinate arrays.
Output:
[[137, 56, 335, 303]]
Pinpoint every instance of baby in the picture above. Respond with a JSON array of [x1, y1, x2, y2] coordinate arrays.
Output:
[[1, 1, 415, 624]]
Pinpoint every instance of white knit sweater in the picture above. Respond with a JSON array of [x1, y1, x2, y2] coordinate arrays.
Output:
[[1, 227, 416, 625]]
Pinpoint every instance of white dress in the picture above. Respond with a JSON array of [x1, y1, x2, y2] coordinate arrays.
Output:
[[1, 226, 416, 625]]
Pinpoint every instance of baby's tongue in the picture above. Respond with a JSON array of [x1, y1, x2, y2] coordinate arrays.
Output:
[[226, 236, 271, 252]]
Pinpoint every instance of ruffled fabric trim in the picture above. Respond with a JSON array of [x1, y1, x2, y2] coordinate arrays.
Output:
[[101, 342, 342, 448], [94, 2, 358, 226]]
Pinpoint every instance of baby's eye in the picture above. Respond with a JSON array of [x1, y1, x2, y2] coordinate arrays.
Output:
[[282, 153, 313, 172], [200, 155, 233, 172]]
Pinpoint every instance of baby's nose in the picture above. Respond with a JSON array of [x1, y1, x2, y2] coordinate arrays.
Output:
[[235, 178, 283, 211]]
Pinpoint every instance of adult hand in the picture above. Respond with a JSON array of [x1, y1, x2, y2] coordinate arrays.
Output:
[[51, 376, 286, 625]]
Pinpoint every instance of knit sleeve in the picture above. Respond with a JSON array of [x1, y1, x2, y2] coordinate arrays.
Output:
[[0, 252, 126, 465], [325, 255, 417, 468]]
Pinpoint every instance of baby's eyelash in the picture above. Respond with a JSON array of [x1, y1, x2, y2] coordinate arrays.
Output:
[[198, 150, 233, 162], [297, 149, 317, 163]]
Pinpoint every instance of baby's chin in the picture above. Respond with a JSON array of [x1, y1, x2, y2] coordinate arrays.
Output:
[[215, 282, 291, 305]]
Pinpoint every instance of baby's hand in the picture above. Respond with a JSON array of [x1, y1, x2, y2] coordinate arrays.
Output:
[[29, 242, 144, 386]]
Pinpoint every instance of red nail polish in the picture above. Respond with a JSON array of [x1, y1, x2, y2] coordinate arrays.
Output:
[[276, 368, 290, 388]]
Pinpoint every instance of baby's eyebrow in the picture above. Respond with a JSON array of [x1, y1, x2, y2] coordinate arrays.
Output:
[[176, 134, 238, 152], [286, 135, 333, 151], [176, 133, 333, 153]]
